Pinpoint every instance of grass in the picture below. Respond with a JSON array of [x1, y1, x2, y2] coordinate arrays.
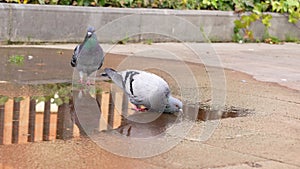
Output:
[[143, 39, 153, 45], [285, 34, 300, 43], [8, 55, 25, 65]]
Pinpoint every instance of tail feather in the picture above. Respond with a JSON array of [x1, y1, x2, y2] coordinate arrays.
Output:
[[104, 68, 124, 89], [70, 45, 80, 67], [104, 68, 116, 77]]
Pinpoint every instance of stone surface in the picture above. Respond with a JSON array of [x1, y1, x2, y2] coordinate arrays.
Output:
[[0, 4, 299, 43]]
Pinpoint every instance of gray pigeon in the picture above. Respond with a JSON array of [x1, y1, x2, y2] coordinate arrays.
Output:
[[104, 68, 183, 113], [71, 27, 104, 85]]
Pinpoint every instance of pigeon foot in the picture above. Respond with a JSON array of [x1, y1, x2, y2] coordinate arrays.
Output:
[[86, 80, 95, 86], [79, 79, 84, 84], [132, 106, 148, 112]]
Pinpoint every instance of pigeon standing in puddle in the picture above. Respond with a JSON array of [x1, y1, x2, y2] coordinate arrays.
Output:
[[71, 27, 104, 85], [104, 68, 182, 113]]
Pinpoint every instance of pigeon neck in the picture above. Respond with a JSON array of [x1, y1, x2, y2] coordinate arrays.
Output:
[[83, 35, 97, 48]]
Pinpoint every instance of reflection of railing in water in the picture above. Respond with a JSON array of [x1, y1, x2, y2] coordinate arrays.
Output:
[[0, 91, 131, 145]]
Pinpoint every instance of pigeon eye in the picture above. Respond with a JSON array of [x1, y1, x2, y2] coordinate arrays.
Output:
[[175, 104, 179, 108]]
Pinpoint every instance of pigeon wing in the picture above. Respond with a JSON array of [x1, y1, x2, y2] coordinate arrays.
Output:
[[71, 44, 81, 67], [121, 70, 170, 111], [96, 46, 104, 70], [148, 86, 169, 112]]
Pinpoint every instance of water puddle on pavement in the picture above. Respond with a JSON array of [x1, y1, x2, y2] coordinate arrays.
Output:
[[0, 163, 14, 169], [197, 104, 254, 121], [0, 82, 180, 144], [0, 82, 254, 144], [0, 47, 255, 145]]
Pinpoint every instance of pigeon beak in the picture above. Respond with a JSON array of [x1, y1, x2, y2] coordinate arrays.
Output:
[[87, 32, 92, 37]]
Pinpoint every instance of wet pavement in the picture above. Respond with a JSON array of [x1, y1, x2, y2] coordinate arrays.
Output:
[[0, 43, 299, 169]]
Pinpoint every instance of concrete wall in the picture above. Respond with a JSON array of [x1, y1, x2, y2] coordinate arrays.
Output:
[[0, 3, 299, 43]]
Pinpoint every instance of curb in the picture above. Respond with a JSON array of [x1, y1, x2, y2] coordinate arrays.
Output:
[[0, 3, 299, 43]]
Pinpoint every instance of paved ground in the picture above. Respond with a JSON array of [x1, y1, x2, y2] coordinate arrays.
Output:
[[0, 43, 299, 169], [20, 42, 300, 90]]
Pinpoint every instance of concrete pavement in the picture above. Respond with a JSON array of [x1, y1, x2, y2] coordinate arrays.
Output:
[[13, 42, 300, 90]]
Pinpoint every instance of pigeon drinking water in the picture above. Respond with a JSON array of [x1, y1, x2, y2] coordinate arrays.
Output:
[[71, 27, 104, 85], [104, 68, 183, 113]]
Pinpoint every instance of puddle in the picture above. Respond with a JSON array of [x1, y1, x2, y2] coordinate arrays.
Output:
[[0, 82, 254, 145], [0, 47, 73, 84], [197, 104, 254, 121], [0, 82, 75, 144], [0, 82, 179, 144], [0, 163, 14, 169], [0, 47, 255, 145]]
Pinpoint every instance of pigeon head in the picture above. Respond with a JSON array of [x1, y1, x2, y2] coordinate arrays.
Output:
[[87, 26, 95, 37], [164, 96, 183, 113]]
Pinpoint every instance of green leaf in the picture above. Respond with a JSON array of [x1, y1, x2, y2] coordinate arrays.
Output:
[[245, 30, 254, 40], [288, 9, 300, 23], [38, 0, 45, 4], [202, 0, 210, 5], [99, 0, 105, 6], [52, 98, 63, 106], [262, 14, 272, 27], [289, 15, 298, 23], [34, 96, 47, 104], [233, 26, 240, 34], [77, 0, 84, 6], [249, 13, 260, 21], [286, 0, 299, 7], [271, 1, 281, 12], [211, 0, 217, 9], [63, 97, 70, 104], [14, 97, 24, 102], [253, 8, 261, 15], [234, 20, 245, 29], [241, 15, 250, 26], [0, 96, 9, 105], [253, 3, 262, 14]]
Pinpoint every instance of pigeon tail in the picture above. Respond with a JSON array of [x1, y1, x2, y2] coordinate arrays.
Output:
[[104, 68, 118, 78], [104, 68, 116, 73], [104, 68, 124, 89], [71, 45, 80, 67]]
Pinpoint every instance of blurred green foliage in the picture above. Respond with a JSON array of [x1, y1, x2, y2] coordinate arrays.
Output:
[[6, 0, 298, 13], [233, 0, 299, 43], [31, 83, 102, 106], [0, 83, 102, 107], [32, 83, 72, 106]]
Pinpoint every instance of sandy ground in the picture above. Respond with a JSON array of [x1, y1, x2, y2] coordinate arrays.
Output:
[[0, 43, 299, 169]]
